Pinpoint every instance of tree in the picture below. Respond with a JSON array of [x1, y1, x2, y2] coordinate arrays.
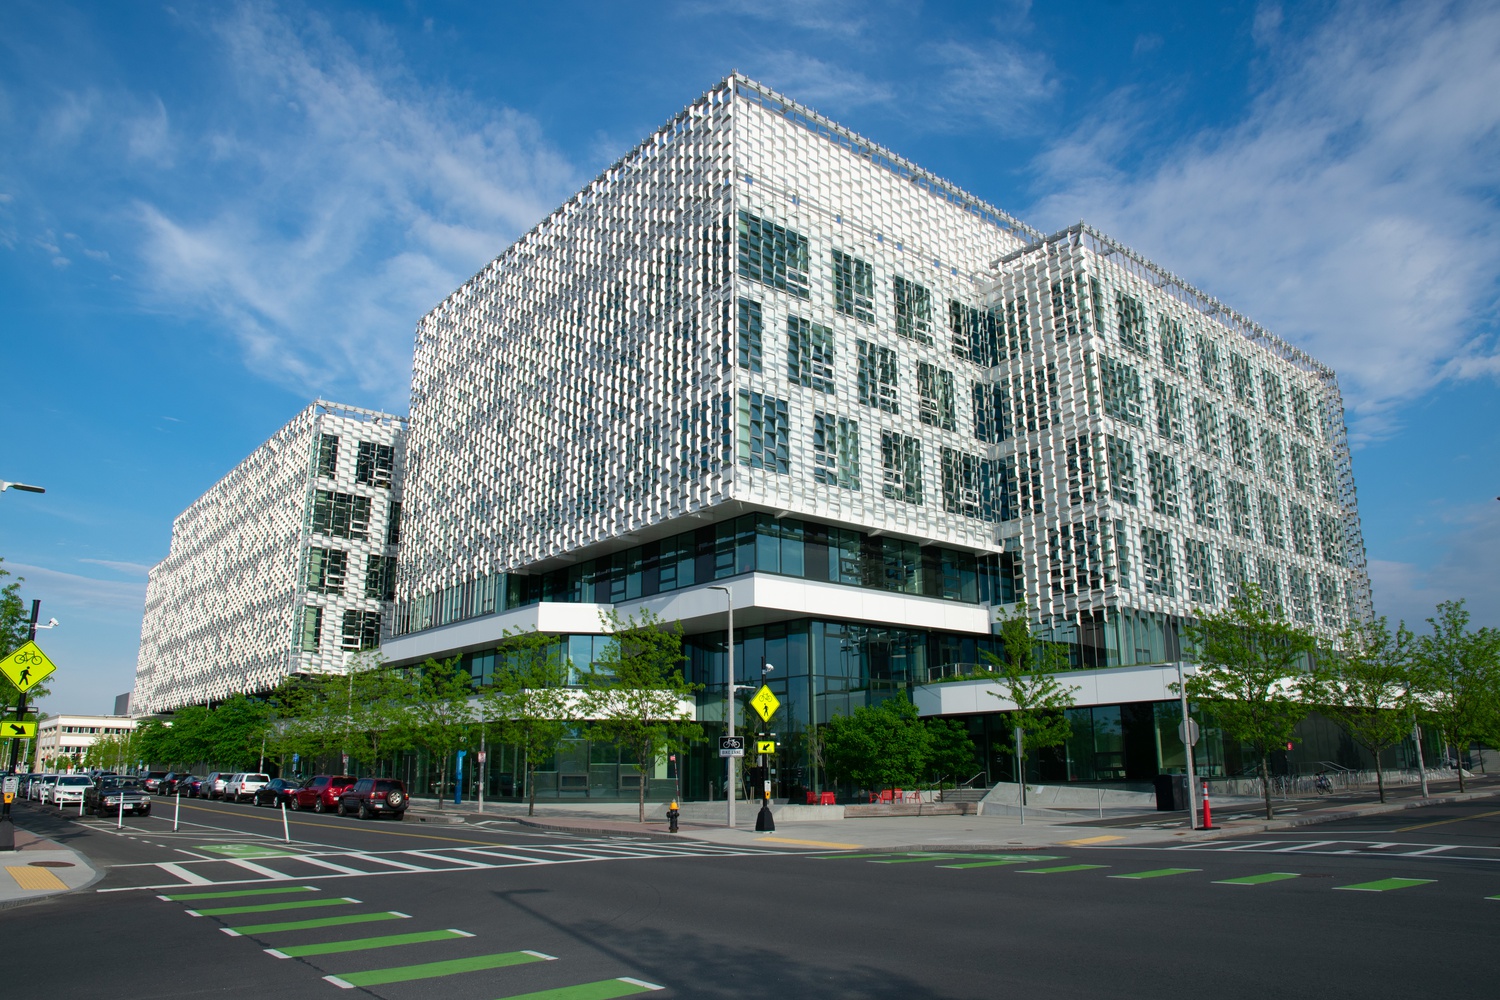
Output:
[[346, 656, 419, 771], [410, 657, 476, 806], [982, 604, 1078, 792], [1183, 583, 1316, 820], [821, 696, 931, 798], [582, 609, 702, 822], [1305, 617, 1417, 803], [923, 717, 979, 785], [1412, 600, 1500, 793], [478, 628, 571, 816]]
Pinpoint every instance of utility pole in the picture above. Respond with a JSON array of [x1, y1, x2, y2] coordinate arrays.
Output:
[[1, 601, 42, 851], [709, 586, 735, 828]]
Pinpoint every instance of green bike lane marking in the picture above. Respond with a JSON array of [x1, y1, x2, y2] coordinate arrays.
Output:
[[493, 978, 665, 999], [223, 910, 410, 936], [869, 855, 971, 864], [323, 949, 555, 989], [266, 928, 475, 959], [161, 885, 319, 902], [187, 896, 360, 917], [1018, 864, 1108, 874], [1214, 872, 1302, 886], [1333, 878, 1435, 892], [1109, 869, 1201, 880]]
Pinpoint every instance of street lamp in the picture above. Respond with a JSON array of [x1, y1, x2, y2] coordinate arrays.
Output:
[[707, 585, 736, 829], [0, 481, 45, 494]]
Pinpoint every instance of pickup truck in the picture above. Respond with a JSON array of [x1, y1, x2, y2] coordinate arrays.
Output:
[[85, 776, 153, 818]]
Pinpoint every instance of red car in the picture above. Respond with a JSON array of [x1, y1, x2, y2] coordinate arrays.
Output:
[[288, 775, 357, 813]]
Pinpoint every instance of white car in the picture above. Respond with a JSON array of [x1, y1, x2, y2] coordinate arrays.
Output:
[[51, 775, 92, 807], [31, 774, 59, 802], [224, 773, 270, 802]]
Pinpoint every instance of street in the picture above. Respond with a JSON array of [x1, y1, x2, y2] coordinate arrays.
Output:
[[3, 795, 1498, 998]]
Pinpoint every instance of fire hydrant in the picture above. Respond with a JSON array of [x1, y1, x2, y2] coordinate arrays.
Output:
[[667, 800, 680, 834]]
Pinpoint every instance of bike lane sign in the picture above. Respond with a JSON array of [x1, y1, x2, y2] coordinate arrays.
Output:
[[0, 641, 57, 692]]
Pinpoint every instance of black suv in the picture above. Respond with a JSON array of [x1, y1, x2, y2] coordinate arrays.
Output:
[[336, 778, 409, 820]]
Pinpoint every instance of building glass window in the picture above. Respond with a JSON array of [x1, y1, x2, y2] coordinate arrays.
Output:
[[1188, 465, 1218, 529], [341, 609, 382, 651], [787, 316, 835, 393], [1289, 502, 1315, 556], [948, 300, 999, 366], [1256, 557, 1282, 607], [1221, 548, 1250, 594], [1141, 527, 1175, 596], [917, 362, 956, 430], [832, 250, 875, 322], [355, 441, 394, 488], [1184, 539, 1215, 604], [1228, 413, 1255, 472], [813, 412, 860, 490], [880, 431, 923, 505], [365, 553, 398, 601], [1160, 317, 1189, 374], [1100, 356, 1144, 426], [1191, 397, 1221, 457], [1115, 292, 1149, 356], [1261, 370, 1287, 423], [305, 547, 347, 595], [1154, 379, 1186, 443], [1147, 450, 1181, 518], [299, 606, 322, 652], [316, 434, 339, 479], [1050, 277, 1080, 338], [972, 381, 1011, 443], [1291, 385, 1316, 435], [1258, 490, 1286, 549], [857, 340, 899, 414], [1230, 353, 1256, 405], [1318, 512, 1344, 566], [1106, 435, 1138, 506], [737, 298, 763, 372], [1195, 334, 1223, 391], [312, 490, 371, 540], [1287, 565, 1314, 623], [737, 210, 809, 298], [1067, 434, 1095, 505], [1226, 480, 1254, 539], [940, 447, 998, 521], [1290, 442, 1314, 493], [737, 390, 790, 473], [1318, 573, 1343, 627], [386, 500, 402, 545], [1260, 429, 1286, 483], [893, 276, 934, 343]]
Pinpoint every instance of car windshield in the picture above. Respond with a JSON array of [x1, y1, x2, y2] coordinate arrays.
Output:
[[374, 780, 402, 792], [246, 774, 269, 782], [59, 777, 91, 786]]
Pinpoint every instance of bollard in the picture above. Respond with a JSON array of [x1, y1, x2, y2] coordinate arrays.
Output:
[[1201, 780, 1214, 829], [667, 800, 680, 834]]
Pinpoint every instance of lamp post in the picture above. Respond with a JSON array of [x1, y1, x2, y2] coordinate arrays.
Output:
[[0, 481, 45, 494], [708, 585, 735, 829]]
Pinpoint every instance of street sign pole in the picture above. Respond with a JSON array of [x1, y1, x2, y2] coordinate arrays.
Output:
[[709, 586, 736, 829], [1, 601, 43, 852], [1015, 727, 1025, 826], [1177, 662, 1199, 829]]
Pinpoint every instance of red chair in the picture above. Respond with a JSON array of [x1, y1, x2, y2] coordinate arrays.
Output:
[[805, 790, 816, 805], [877, 789, 894, 804], [819, 791, 835, 805]]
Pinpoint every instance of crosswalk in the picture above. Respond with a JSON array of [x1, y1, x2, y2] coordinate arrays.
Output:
[[1155, 839, 1500, 862], [101, 837, 789, 892]]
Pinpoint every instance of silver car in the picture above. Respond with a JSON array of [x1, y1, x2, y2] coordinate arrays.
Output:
[[225, 773, 270, 802]]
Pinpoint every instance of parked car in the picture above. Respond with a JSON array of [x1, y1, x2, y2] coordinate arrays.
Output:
[[30, 774, 58, 802], [181, 775, 206, 798], [85, 776, 152, 818], [224, 773, 270, 802], [52, 774, 93, 807], [252, 778, 300, 808], [161, 772, 199, 795], [140, 771, 170, 793], [204, 772, 234, 800], [19, 774, 42, 797], [288, 775, 358, 813], [337, 778, 409, 820]]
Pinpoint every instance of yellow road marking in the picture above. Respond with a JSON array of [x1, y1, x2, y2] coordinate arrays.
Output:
[[7, 865, 68, 891], [1059, 835, 1125, 846], [756, 837, 864, 849], [1395, 808, 1500, 833]]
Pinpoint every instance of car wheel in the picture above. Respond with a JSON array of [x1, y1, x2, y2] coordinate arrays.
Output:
[[141, 808, 150, 817], [358, 801, 372, 820], [289, 797, 301, 811], [392, 811, 404, 821], [314, 798, 326, 814], [336, 798, 348, 817]]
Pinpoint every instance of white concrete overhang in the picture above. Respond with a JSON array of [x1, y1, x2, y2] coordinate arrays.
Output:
[[913, 661, 1199, 716]]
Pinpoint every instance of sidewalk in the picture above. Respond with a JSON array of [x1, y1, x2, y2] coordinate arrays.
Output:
[[0, 825, 99, 909], [405, 774, 1500, 853]]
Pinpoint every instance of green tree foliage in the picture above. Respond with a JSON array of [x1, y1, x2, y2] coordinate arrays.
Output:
[[923, 717, 979, 784], [478, 628, 571, 816], [983, 604, 1078, 788], [1412, 600, 1500, 793], [1184, 583, 1315, 820], [1305, 617, 1417, 803], [410, 657, 476, 806], [347, 656, 419, 769], [821, 696, 931, 796], [83, 729, 140, 772], [583, 609, 702, 822]]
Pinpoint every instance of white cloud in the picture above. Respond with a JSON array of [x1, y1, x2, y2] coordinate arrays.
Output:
[[77, 558, 154, 577], [8, 563, 148, 614], [1028, 0, 1500, 442], [748, 51, 895, 109]]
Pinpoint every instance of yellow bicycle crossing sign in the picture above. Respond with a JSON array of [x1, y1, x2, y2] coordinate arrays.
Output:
[[1, 641, 57, 693]]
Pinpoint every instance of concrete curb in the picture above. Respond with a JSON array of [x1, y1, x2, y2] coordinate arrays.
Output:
[[509, 816, 719, 841], [1179, 786, 1500, 840], [0, 833, 102, 910]]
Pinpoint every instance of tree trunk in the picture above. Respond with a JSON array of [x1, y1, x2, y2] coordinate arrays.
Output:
[[437, 757, 447, 809], [1456, 740, 1467, 792], [1260, 753, 1273, 820], [1375, 750, 1386, 803], [527, 759, 536, 816], [638, 753, 647, 823]]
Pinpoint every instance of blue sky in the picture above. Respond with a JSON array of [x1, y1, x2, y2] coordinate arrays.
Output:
[[2, 1, 1496, 716]]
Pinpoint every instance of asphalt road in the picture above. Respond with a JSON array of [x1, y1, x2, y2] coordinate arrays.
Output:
[[4, 795, 1498, 999]]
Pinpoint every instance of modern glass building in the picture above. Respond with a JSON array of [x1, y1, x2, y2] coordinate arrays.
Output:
[[134, 400, 407, 715], [378, 74, 1374, 799]]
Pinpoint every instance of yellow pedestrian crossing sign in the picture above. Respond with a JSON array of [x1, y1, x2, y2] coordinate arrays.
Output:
[[756, 740, 776, 755], [2, 719, 36, 739], [1, 641, 56, 693], [749, 684, 780, 722]]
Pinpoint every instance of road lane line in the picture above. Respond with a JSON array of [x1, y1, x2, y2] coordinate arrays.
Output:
[[1334, 878, 1435, 892], [1273, 841, 1338, 852], [227, 911, 409, 935], [405, 850, 501, 868], [292, 856, 370, 875], [324, 949, 553, 989], [226, 859, 294, 879], [356, 854, 440, 871], [157, 862, 213, 885], [1404, 846, 1456, 856], [267, 928, 471, 958], [1396, 808, 1500, 833]]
